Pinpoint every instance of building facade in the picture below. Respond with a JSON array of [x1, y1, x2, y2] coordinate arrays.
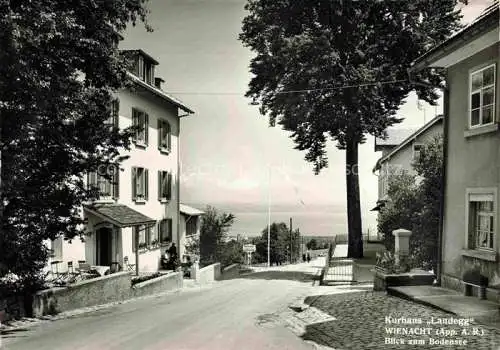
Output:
[[411, 3, 500, 299], [47, 49, 197, 274], [372, 116, 443, 210], [179, 204, 204, 262]]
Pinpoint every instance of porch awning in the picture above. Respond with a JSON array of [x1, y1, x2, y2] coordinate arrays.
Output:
[[180, 204, 204, 216], [84, 204, 156, 228]]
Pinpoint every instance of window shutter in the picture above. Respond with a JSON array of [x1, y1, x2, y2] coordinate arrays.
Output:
[[145, 114, 149, 145], [146, 225, 150, 247], [158, 170, 162, 200], [157, 221, 161, 243], [131, 167, 137, 200], [167, 123, 171, 151], [144, 168, 149, 200], [132, 227, 136, 252], [167, 172, 172, 200], [132, 109, 138, 142], [138, 56, 144, 79], [113, 168, 119, 200], [158, 120, 162, 149], [168, 219, 173, 241]]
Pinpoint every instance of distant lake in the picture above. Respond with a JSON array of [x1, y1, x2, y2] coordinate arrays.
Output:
[[184, 202, 377, 237]]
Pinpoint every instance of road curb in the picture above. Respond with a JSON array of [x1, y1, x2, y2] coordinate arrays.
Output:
[[0, 283, 216, 333]]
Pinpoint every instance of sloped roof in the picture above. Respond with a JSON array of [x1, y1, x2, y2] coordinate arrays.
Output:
[[375, 127, 419, 150], [127, 73, 194, 115], [84, 204, 156, 227], [373, 115, 444, 172], [121, 49, 159, 65], [411, 1, 499, 71], [180, 204, 204, 216]]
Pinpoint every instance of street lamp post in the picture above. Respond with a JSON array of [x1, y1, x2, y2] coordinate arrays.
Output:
[[267, 166, 271, 267]]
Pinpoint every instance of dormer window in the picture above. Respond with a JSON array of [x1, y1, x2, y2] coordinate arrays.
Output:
[[122, 50, 163, 87], [142, 59, 154, 85], [133, 54, 155, 85]]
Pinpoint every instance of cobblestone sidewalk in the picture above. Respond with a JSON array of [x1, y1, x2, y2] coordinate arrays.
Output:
[[300, 291, 500, 350]]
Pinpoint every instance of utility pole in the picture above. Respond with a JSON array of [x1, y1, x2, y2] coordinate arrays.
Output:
[[267, 166, 271, 267], [289, 217, 293, 263]]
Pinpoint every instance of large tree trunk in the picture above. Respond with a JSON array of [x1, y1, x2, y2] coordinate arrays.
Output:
[[345, 137, 363, 258]]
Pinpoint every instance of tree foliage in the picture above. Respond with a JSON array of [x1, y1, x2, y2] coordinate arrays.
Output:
[[0, 0, 150, 287], [220, 239, 244, 267], [239, 0, 462, 258], [199, 206, 236, 267], [253, 222, 300, 265], [306, 238, 318, 250], [378, 135, 443, 271]]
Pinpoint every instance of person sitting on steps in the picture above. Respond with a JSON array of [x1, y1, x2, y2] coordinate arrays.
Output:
[[167, 242, 178, 270]]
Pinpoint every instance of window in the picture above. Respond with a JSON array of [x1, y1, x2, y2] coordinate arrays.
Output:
[[467, 191, 496, 251], [132, 225, 152, 251], [132, 167, 148, 201], [159, 219, 173, 245], [158, 120, 171, 152], [143, 62, 154, 85], [136, 56, 144, 78], [87, 169, 119, 200], [158, 171, 172, 201], [50, 237, 63, 259], [150, 225, 159, 247], [413, 144, 423, 161], [106, 98, 119, 130], [469, 64, 496, 128], [132, 108, 149, 146], [186, 218, 197, 237]]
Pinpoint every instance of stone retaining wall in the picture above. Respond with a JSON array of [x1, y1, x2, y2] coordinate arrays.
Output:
[[32, 272, 132, 317], [373, 269, 435, 291], [197, 263, 221, 284], [30, 271, 183, 318], [220, 264, 240, 280], [132, 272, 183, 298], [0, 295, 26, 322]]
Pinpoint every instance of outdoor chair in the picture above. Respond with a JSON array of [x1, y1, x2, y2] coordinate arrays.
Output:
[[124, 256, 135, 272], [67, 261, 73, 274], [53, 261, 79, 285], [76, 262, 95, 280], [46, 260, 71, 285]]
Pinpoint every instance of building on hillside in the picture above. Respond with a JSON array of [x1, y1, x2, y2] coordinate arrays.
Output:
[[371, 115, 443, 212], [47, 49, 197, 275], [179, 204, 204, 262], [410, 2, 500, 299]]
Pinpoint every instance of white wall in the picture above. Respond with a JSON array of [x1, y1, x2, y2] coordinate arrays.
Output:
[[42, 85, 184, 274], [115, 88, 181, 272]]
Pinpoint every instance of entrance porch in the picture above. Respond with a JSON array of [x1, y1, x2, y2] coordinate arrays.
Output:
[[84, 203, 157, 275]]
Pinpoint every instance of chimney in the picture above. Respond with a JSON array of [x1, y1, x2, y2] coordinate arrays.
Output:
[[154, 77, 165, 90]]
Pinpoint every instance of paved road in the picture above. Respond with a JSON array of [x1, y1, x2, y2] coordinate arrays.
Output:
[[2, 260, 325, 350]]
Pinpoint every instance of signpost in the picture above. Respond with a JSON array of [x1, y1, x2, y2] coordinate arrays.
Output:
[[243, 244, 256, 265]]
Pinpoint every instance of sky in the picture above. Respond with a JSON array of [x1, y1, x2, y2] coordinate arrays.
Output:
[[121, 0, 494, 237]]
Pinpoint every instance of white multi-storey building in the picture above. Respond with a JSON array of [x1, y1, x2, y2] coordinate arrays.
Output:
[[47, 49, 202, 274]]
